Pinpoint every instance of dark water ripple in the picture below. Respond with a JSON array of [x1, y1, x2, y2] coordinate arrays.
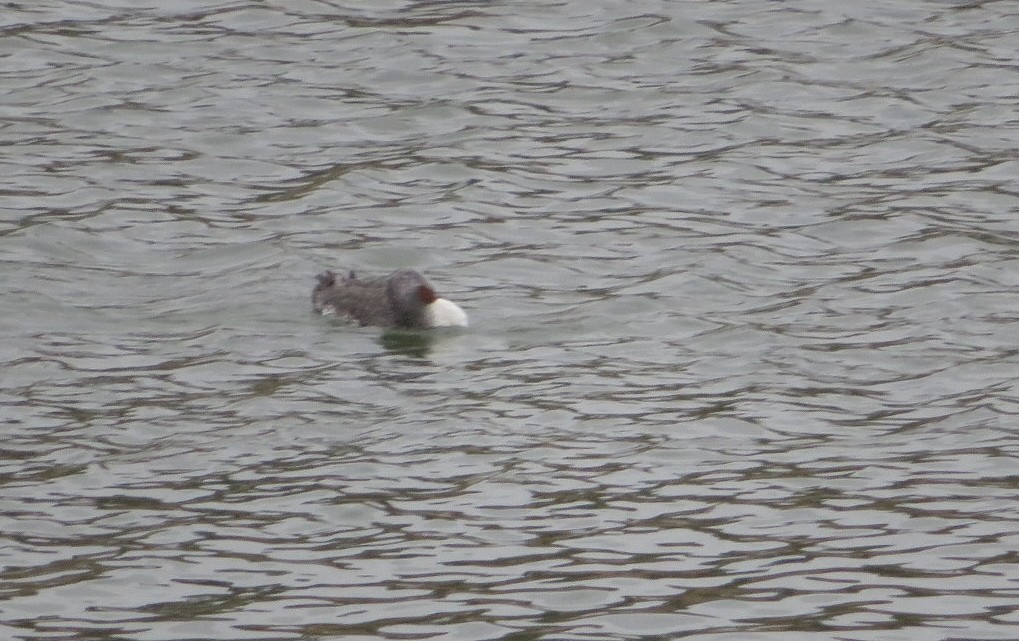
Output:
[[3, 1, 1019, 640]]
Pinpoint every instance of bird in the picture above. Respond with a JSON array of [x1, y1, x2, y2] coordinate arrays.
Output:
[[312, 269, 468, 329]]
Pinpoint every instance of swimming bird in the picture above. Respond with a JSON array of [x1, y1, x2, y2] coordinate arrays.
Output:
[[312, 269, 468, 329]]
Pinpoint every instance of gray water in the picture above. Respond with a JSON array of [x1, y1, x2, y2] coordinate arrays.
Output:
[[2, 1, 1018, 640]]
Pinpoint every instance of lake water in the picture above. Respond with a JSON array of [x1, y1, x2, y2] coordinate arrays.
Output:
[[2, 1, 1018, 640]]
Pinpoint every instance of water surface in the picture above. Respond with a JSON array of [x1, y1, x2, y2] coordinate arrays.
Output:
[[2, 1, 1018, 640]]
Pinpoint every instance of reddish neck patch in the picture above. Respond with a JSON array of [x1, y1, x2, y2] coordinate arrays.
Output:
[[417, 285, 437, 304]]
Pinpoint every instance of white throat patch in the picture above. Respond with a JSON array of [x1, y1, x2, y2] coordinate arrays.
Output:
[[424, 298, 469, 327]]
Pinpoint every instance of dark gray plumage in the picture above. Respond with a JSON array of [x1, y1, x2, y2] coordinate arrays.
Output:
[[313, 269, 455, 329]]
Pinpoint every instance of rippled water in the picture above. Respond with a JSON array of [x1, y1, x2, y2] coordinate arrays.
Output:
[[3, 1, 1018, 640]]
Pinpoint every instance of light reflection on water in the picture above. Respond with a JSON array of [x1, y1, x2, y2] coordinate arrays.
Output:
[[2, 1, 1018, 640]]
